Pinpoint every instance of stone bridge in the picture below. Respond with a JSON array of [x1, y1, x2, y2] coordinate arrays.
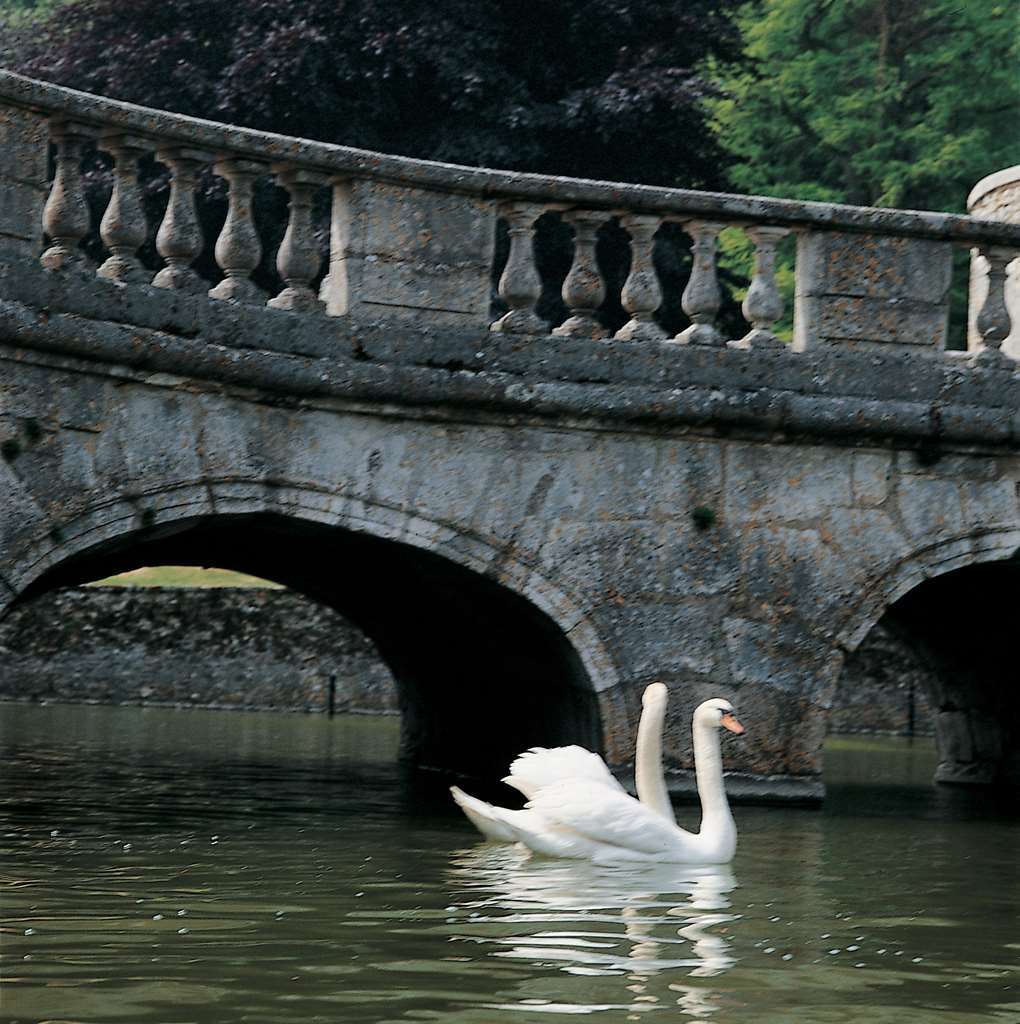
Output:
[[1, 71, 1018, 803]]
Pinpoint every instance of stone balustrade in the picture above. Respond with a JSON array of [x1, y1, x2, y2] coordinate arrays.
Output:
[[2, 69, 1020, 362]]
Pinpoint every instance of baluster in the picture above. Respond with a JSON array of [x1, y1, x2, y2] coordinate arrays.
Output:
[[208, 158, 266, 304], [491, 202, 545, 334], [40, 121, 93, 272], [152, 147, 212, 293], [615, 214, 665, 341], [96, 134, 149, 284], [552, 209, 609, 339], [734, 225, 789, 349], [674, 220, 724, 345], [318, 178, 351, 315], [974, 245, 1015, 366], [267, 166, 329, 313]]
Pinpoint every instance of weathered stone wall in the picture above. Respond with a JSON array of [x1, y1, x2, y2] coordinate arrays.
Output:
[[828, 622, 933, 736], [3, 337, 1019, 797], [0, 587, 397, 713], [1, 587, 933, 737]]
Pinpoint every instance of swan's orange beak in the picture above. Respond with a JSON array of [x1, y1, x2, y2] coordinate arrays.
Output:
[[721, 712, 745, 735]]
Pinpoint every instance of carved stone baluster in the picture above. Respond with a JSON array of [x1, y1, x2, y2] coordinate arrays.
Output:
[[674, 220, 724, 345], [615, 214, 665, 341], [208, 158, 266, 304], [152, 147, 212, 293], [491, 202, 545, 334], [41, 121, 93, 271], [974, 245, 1015, 366], [267, 166, 328, 313], [96, 134, 149, 283], [734, 225, 789, 349], [318, 178, 351, 315], [552, 209, 609, 338]]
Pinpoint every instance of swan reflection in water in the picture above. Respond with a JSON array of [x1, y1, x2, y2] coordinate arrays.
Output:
[[446, 843, 739, 1018]]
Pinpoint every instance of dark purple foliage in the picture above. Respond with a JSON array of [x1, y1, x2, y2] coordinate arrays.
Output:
[[13, 0, 743, 189]]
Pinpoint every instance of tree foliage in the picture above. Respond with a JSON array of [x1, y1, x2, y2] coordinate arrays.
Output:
[[11, 0, 744, 190], [714, 0, 1020, 211], [711, 0, 1020, 345]]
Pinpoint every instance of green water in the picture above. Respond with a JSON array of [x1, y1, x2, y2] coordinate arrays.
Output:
[[1, 705, 1017, 1023]]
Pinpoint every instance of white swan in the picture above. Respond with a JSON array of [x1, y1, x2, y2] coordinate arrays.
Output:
[[450, 685, 745, 865]]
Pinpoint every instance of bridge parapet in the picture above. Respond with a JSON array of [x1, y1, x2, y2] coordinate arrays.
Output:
[[2, 69, 1019, 366]]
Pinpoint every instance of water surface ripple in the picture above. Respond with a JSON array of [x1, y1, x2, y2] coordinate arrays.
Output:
[[1, 705, 1017, 1023]]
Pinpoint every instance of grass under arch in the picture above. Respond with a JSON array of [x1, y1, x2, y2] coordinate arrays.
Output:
[[88, 566, 282, 588]]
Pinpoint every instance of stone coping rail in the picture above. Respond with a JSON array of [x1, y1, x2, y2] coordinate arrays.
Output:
[[0, 68, 1018, 368], [2, 69, 1019, 245]]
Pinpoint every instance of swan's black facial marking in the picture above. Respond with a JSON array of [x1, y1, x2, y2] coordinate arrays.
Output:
[[719, 707, 746, 735]]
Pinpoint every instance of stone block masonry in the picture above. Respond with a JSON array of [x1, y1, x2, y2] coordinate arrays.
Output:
[[0, 588, 397, 714], [829, 622, 933, 736]]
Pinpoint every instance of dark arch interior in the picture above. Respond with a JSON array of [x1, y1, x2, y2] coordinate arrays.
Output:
[[840, 556, 1019, 788], [16, 513, 602, 784]]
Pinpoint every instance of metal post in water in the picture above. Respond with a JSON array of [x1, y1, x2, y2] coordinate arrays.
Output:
[[907, 678, 915, 740], [328, 673, 336, 718]]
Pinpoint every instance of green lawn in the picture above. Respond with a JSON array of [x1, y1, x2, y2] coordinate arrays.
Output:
[[88, 566, 282, 588]]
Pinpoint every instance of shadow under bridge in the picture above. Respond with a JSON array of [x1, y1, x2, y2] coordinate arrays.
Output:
[[20, 512, 603, 783]]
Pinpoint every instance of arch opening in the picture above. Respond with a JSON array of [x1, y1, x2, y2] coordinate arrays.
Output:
[[2, 563, 400, 716], [834, 556, 1019, 788], [11, 512, 603, 782]]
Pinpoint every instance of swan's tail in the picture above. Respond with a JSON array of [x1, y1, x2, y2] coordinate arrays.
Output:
[[450, 785, 632, 861], [449, 786, 519, 842]]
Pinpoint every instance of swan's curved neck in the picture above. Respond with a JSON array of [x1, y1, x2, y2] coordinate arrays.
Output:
[[693, 721, 733, 832], [635, 697, 676, 824]]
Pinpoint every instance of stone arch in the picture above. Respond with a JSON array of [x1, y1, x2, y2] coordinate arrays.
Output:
[[836, 525, 1020, 654], [3, 479, 623, 781], [833, 525, 1020, 786]]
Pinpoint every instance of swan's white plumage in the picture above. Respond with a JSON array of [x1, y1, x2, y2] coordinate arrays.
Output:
[[526, 780, 690, 856], [449, 786, 521, 842], [451, 691, 742, 865], [502, 745, 625, 798]]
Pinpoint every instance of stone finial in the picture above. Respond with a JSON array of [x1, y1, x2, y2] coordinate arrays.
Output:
[[734, 225, 789, 350], [973, 244, 1016, 367], [96, 134, 149, 284], [208, 158, 266, 304], [268, 166, 329, 314], [152, 147, 213, 293], [491, 202, 545, 334], [552, 209, 609, 339], [615, 214, 665, 342], [40, 121, 93, 272], [674, 220, 724, 346]]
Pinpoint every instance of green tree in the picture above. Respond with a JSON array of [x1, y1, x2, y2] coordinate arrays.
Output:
[[715, 0, 1020, 211], [712, 0, 1020, 343]]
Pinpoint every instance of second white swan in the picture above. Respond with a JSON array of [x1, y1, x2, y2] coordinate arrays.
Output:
[[451, 684, 745, 864]]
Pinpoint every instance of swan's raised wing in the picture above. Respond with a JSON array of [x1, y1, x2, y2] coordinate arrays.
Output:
[[528, 780, 696, 856], [503, 745, 626, 799]]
